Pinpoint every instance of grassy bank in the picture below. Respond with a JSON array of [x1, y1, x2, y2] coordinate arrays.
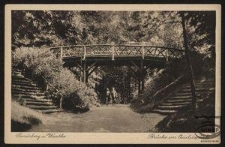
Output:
[[11, 101, 48, 132]]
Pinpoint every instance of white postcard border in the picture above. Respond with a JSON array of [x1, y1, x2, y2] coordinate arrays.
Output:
[[5, 4, 221, 144]]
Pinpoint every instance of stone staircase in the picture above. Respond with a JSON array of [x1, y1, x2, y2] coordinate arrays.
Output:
[[151, 78, 215, 115], [12, 70, 62, 114]]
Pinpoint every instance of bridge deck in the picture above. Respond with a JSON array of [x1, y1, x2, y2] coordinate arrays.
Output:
[[50, 44, 185, 86], [50, 44, 184, 62]]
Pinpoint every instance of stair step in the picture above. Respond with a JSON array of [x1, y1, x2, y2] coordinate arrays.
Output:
[[36, 93, 45, 96], [12, 75, 30, 80], [12, 91, 44, 96], [151, 109, 177, 115], [161, 102, 191, 106], [184, 83, 214, 88], [152, 78, 214, 115], [25, 101, 54, 106], [12, 82, 38, 87], [27, 105, 58, 110], [12, 72, 60, 113], [157, 105, 188, 110], [194, 79, 215, 82], [180, 88, 215, 92], [164, 99, 190, 103], [12, 89, 42, 93], [165, 99, 203, 103], [25, 98, 52, 103], [173, 93, 192, 96], [12, 80, 32, 83], [13, 95, 46, 99], [40, 109, 63, 114], [174, 91, 215, 96], [168, 97, 204, 101], [31, 95, 46, 99], [12, 85, 42, 90], [169, 95, 192, 99]]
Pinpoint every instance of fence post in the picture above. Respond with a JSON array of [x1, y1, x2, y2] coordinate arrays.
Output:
[[112, 45, 115, 60], [46, 84, 48, 91], [142, 46, 145, 59], [83, 46, 86, 60]]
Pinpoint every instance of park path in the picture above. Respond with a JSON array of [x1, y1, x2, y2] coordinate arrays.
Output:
[[28, 104, 166, 132]]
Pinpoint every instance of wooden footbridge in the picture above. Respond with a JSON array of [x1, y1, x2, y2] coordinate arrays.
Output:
[[50, 44, 184, 93]]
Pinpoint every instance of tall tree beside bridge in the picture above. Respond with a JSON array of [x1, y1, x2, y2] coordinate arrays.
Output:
[[180, 11, 197, 110], [179, 11, 216, 110]]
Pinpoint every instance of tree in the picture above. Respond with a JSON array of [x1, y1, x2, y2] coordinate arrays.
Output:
[[185, 11, 216, 55], [180, 11, 197, 110], [12, 11, 84, 49]]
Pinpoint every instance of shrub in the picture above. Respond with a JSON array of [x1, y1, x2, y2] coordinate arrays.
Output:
[[12, 47, 99, 112], [48, 68, 98, 111]]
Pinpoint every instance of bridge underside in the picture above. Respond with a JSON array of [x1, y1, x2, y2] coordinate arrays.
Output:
[[50, 44, 184, 97], [63, 56, 168, 67], [63, 56, 170, 94]]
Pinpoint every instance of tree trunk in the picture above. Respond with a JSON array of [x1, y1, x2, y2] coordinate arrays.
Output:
[[180, 12, 197, 111]]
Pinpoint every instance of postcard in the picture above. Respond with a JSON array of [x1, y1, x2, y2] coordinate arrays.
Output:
[[5, 4, 221, 144]]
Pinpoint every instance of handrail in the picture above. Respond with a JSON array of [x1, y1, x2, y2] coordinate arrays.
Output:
[[49, 44, 185, 61], [152, 74, 185, 98], [151, 74, 187, 109], [50, 44, 184, 51], [40, 75, 63, 109], [41, 75, 57, 90]]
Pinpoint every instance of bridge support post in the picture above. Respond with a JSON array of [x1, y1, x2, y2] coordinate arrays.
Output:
[[141, 60, 144, 92], [128, 66, 131, 101], [138, 74, 141, 94], [137, 60, 145, 94], [82, 61, 88, 83], [166, 49, 169, 62]]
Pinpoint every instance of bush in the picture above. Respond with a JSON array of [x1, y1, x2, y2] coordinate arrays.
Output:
[[12, 47, 99, 112], [48, 68, 98, 111]]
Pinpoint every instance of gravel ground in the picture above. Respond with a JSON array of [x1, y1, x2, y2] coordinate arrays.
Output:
[[28, 104, 166, 132]]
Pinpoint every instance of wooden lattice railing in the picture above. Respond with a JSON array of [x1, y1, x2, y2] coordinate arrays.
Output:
[[50, 44, 184, 60]]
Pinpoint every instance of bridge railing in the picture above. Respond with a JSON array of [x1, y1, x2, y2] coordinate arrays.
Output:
[[50, 44, 184, 60]]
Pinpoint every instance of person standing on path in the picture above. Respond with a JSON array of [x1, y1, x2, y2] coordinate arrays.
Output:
[[111, 87, 117, 105], [106, 88, 110, 105]]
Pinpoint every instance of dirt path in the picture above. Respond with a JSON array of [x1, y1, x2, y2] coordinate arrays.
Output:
[[28, 104, 166, 132]]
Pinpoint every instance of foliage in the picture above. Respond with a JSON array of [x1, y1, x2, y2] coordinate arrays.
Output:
[[12, 11, 215, 52], [49, 68, 99, 111], [12, 47, 98, 111], [12, 11, 186, 48], [184, 11, 216, 54]]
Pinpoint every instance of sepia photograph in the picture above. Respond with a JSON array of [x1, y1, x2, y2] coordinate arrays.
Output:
[[5, 4, 221, 144]]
